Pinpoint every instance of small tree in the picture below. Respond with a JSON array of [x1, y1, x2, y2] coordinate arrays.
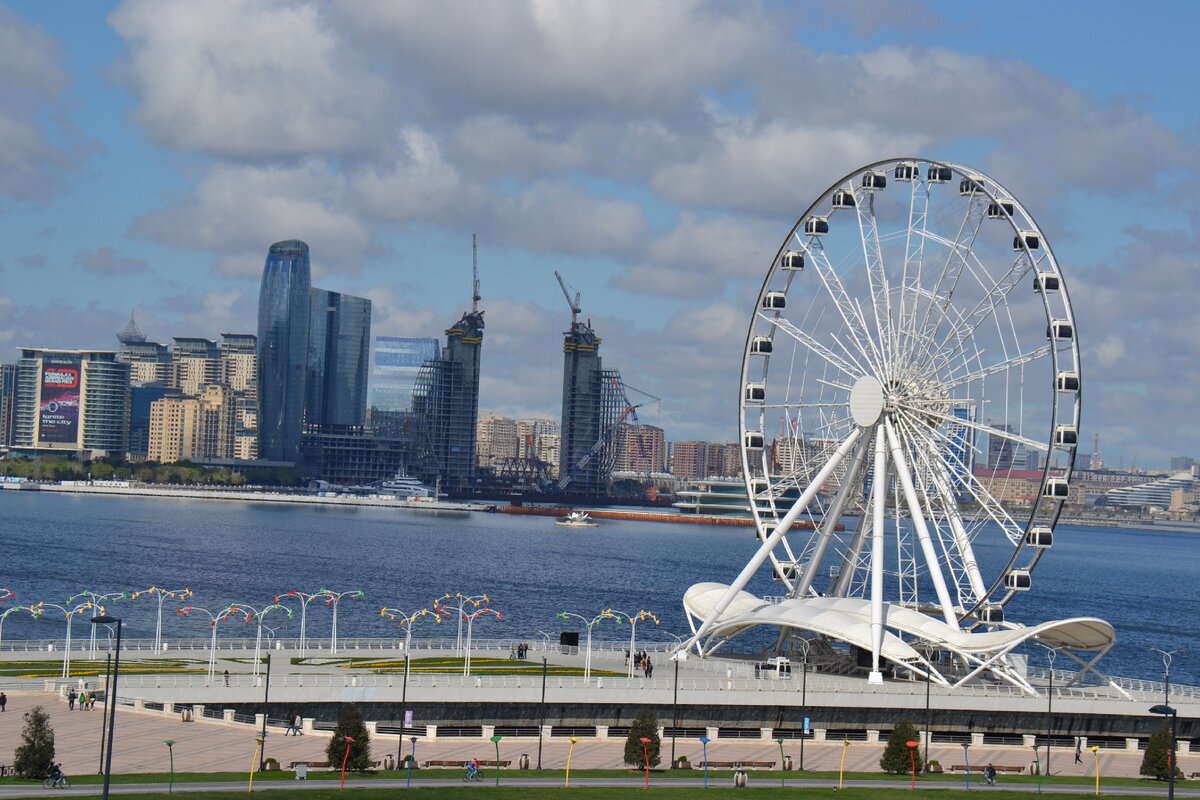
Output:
[[325, 705, 373, 771], [879, 720, 923, 775], [623, 708, 661, 768], [1140, 722, 1180, 781], [14, 705, 55, 778]]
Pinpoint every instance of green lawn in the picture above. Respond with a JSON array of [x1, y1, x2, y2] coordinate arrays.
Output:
[[0, 658, 207, 679], [290, 655, 624, 677]]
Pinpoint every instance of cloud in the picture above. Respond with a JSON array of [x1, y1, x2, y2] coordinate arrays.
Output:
[[0, 6, 98, 201], [108, 0, 387, 158], [76, 246, 148, 275], [131, 159, 373, 277]]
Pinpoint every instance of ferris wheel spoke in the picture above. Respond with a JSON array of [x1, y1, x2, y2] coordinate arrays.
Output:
[[928, 251, 1038, 364], [940, 344, 1050, 391], [852, 186, 897, 375], [893, 399, 1050, 454], [893, 411, 988, 606], [795, 234, 887, 375], [763, 313, 867, 379], [884, 417, 959, 626], [897, 172, 932, 374]]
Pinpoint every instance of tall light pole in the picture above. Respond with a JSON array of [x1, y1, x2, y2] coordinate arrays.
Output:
[[90, 615, 122, 800], [775, 736, 786, 788], [796, 638, 810, 771], [963, 743, 972, 790], [164, 740, 176, 793], [0, 604, 38, 650], [601, 608, 659, 678], [699, 735, 711, 789], [1090, 744, 1100, 796], [435, 592, 489, 655], [838, 739, 851, 792], [70, 591, 124, 657], [275, 590, 329, 656], [1150, 648, 1183, 708], [226, 602, 292, 677], [320, 589, 364, 655], [490, 734, 502, 788], [565, 737, 579, 787], [130, 587, 192, 652], [176, 603, 239, 681], [537, 657, 548, 770], [1040, 644, 1059, 777], [459, 606, 502, 676], [1150, 704, 1178, 800], [33, 600, 92, 678], [380, 606, 440, 768], [555, 610, 607, 682]]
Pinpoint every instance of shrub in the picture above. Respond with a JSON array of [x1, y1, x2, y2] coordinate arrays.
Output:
[[14, 706, 55, 778], [1140, 722, 1182, 781], [879, 720, 924, 775], [624, 708, 661, 768], [325, 705, 373, 771]]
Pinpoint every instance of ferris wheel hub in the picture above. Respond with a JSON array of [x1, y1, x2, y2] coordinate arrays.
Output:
[[849, 375, 885, 427]]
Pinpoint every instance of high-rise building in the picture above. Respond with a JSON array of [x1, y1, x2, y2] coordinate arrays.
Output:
[[171, 337, 221, 395], [369, 337, 441, 416], [306, 288, 372, 429], [220, 333, 258, 392], [557, 312, 624, 495], [670, 440, 708, 480], [0, 363, 16, 450], [988, 423, 1015, 471], [257, 240, 311, 461], [615, 423, 667, 473], [477, 415, 519, 467], [147, 384, 237, 463], [411, 307, 485, 491], [12, 349, 130, 457], [128, 384, 171, 458]]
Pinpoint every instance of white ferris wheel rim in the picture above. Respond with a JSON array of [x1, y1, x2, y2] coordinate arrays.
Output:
[[737, 157, 1081, 624]]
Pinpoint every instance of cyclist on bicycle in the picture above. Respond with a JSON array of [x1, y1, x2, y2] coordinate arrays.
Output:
[[464, 758, 480, 781], [48, 763, 66, 788]]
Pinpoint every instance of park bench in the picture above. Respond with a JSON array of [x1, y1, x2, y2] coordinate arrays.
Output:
[[0, 765, 11, 778], [949, 764, 1024, 774], [699, 761, 739, 769], [477, 760, 512, 768], [423, 760, 465, 768], [698, 761, 774, 770], [289, 761, 330, 770]]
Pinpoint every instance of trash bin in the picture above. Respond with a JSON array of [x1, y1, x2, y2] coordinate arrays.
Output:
[[734, 770, 749, 787], [294, 764, 308, 781], [383, 754, 395, 770], [519, 754, 530, 770], [783, 754, 793, 771], [181, 709, 193, 722]]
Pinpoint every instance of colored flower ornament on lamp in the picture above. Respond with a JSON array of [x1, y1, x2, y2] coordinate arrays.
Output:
[[131, 586, 193, 653]]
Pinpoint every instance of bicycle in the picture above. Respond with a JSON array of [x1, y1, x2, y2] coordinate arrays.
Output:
[[42, 775, 70, 789], [462, 763, 483, 782]]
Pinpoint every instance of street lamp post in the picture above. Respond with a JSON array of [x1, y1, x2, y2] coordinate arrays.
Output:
[[380, 606, 440, 767], [0, 604, 38, 651], [1150, 648, 1183, 708], [458, 606, 502, 676], [89, 615, 122, 800], [537, 657, 548, 769], [98, 653, 111, 774], [1150, 704, 1178, 800], [774, 736, 786, 788], [130, 587, 192, 652], [70, 591, 124, 657], [639, 736, 652, 789], [963, 743, 971, 790], [226, 603, 292, 677], [602, 608, 659, 678], [435, 592, 489, 655], [276, 590, 328, 656], [670, 655, 680, 763], [1090, 744, 1100, 796], [1031, 745, 1041, 794], [164, 740, 176, 793], [322, 589, 364, 655], [490, 734, 502, 788], [1041, 644, 1059, 777], [907, 740, 919, 789], [699, 735, 710, 789], [176, 603, 239, 681], [34, 600, 92, 679], [565, 737, 579, 787], [555, 610, 607, 682], [406, 737, 417, 788], [339, 735, 355, 791], [838, 739, 851, 792], [796, 638, 810, 771]]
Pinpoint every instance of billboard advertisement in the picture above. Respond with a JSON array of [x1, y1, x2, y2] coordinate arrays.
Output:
[[38, 355, 82, 444]]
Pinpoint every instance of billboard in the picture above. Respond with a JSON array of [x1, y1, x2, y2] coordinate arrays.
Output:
[[38, 355, 82, 444]]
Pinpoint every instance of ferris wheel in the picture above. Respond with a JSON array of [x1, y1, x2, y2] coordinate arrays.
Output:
[[738, 158, 1081, 629]]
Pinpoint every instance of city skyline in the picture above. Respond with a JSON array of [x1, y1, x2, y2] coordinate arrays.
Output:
[[1, 2, 1198, 468]]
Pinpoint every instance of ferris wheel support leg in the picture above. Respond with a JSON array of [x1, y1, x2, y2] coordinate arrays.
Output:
[[869, 424, 887, 684], [884, 419, 959, 628], [682, 427, 863, 651], [793, 432, 872, 599]]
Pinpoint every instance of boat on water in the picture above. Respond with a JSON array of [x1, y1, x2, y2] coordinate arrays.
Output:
[[377, 473, 435, 498], [555, 510, 599, 528]]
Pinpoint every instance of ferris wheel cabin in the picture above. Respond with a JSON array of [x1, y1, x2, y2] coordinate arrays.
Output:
[[804, 216, 830, 235], [1025, 526, 1054, 548], [762, 292, 787, 310], [1034, 272, 1060, 292], [987, 200, 1015, 219], [1056, 371, 1080, 392], [781, 250, 804, 270], [1043, 478, 1070, 499], [894, 162, 920, 181], [1047, 320, 1073, 341], [831, 190, 856, 209], [1014, 230, 1041, 250], [744, 383, 766, 403], [1004, 570, 1033, 591], [927, 165, 953, 183], [861, 171, 887, 190], [1054, 425, 1078, 446], [750, 336, 773, 355], [744, 431, 765, 450], [959, 177, 985, 196]]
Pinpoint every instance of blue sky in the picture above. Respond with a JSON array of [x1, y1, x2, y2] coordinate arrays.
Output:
[[1, 0, 1198, 468]]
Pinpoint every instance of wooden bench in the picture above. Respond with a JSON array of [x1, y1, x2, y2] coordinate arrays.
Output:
[[698, 761, 774, 770], [0, 765, 11, 778], [289, 761, 330, 770], [423, 760, 465, 768], [699, 761, 739, 769], [949, 764, 1024, 774], [421, 759, 511, 769]]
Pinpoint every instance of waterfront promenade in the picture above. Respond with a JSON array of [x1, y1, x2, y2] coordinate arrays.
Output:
[[2, 638, 1196, 780]]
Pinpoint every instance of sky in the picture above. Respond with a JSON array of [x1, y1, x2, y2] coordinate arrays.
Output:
[[1, 0, 1197, 470]]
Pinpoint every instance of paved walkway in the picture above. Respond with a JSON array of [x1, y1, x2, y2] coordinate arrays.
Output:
[[0, 692, 1179, 780]]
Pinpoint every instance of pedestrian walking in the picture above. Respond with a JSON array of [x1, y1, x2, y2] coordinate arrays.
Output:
[[0, 691, 7, 711], [1075, 738, 1082, 764], [68, 690, 76, 710], [294, 714, 304, 735], [224, 669, 230, 687]]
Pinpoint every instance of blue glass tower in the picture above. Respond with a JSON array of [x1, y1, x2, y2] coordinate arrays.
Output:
[[257, 240, 311, 461]]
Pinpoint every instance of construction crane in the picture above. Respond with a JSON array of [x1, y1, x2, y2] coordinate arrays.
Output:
[[472, 234, 481, 315], [557, 378, 661, 492], [555, 270, 581, 329]]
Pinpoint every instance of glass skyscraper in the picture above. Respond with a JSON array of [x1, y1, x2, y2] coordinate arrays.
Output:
[[369, 337, 441, 415], [307, 288, 372, 429], [257, 240, 311, 462]]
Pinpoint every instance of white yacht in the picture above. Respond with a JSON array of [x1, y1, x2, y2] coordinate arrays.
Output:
[[377, 472, 435, 499]]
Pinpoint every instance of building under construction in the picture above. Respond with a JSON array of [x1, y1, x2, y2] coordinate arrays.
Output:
[[411, 240, 485, 492], [555, 273, 626, 497]]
